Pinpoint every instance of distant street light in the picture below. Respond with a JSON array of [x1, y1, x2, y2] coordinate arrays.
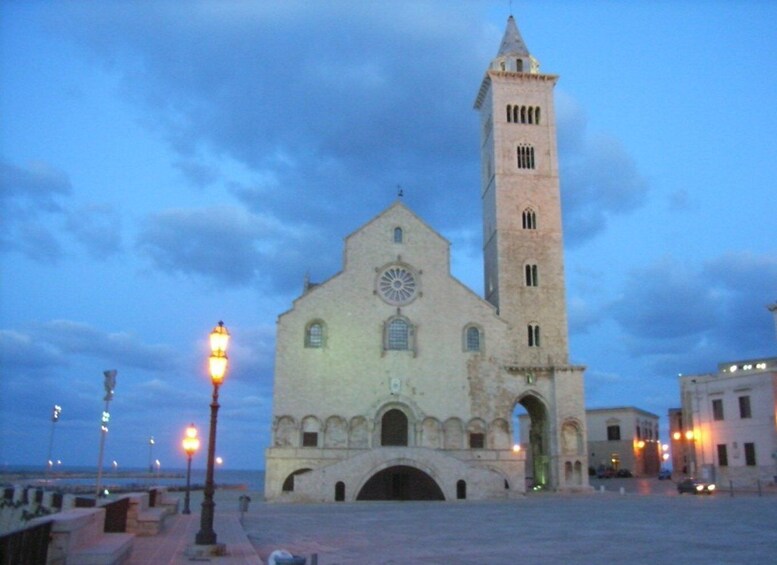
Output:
[[195, 321, 230, 547], [45, 404, 62, 479], [182, 423, 200, 514], [148, 436, 155, 473], [95, 370, 117, 497]]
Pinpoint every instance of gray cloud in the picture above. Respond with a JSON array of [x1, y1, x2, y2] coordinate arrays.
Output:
[[47, 2, 650, 292], [136, 205, 314, 290], [65, 204, 123, 259], [609, 253, 777, 374], [0, 159, 72, 261], [555, 92, 649, 244], [33, 319, 180, 372]]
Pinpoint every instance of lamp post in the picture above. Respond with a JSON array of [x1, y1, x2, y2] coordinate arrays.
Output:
[[195, 321, 230, 546], [46, 404, 62, 479], [182, 423, 200, 514], [148, 436, 155, 473], [95, 370, 117, 497]]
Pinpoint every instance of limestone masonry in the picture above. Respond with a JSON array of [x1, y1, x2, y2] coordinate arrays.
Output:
[[264, 15, 589, 502]]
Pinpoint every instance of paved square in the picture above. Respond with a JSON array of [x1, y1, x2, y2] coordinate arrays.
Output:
[[245, 482, 777, 565]]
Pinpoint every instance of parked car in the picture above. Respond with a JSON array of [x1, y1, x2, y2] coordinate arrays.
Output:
[[677, 478, 716, 494], [596, 466, 615, 479], [616, 469, 633, 478], [658, 469, 672, 480]]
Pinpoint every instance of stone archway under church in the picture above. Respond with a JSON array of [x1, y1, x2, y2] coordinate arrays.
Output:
[[513, 394, 550, 489], [356, 465, 445, 501]]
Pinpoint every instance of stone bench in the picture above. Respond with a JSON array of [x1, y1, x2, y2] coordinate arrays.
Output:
[[125, 493, 167, 536], [30, 507, 133, 565], [149, 487, 180, 516]]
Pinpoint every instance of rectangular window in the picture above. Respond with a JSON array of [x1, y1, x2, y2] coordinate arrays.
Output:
[[717, 444, 728, 466], [607, 425, 621, 441], [302, 432, 318, 447], [744, 442, 756, 466], [738, 396, 752, 419], [469, 433, 485, 449], [712, 399, 724, 421]]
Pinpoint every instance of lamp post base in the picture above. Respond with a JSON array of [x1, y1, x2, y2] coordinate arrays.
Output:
[[186, 542, 227, 559]]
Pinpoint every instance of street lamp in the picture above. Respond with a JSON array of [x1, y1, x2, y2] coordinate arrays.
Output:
[[96, 370, 117, 497], [182, 423, 200, 514], [46, 404, 62, 479], [195, 321, 230, 547]]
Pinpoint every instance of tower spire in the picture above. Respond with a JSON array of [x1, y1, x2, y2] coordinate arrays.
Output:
[[490, 15, 540, 74], [498, 15, 530, 58]]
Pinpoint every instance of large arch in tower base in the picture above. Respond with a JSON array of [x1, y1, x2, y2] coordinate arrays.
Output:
[[356, 465, 445, 501]]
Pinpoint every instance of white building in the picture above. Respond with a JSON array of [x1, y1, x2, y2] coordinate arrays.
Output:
[[679, 357, 777, 486], [585, 407, 661, 477], [264, 15, 589, 502]]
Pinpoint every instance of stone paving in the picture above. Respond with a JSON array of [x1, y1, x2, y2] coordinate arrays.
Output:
[[245, 479, 777, 565], [128, 479, 777, 564]]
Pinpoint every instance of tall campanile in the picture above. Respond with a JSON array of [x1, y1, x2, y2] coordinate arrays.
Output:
[[475, 15, 569, 366]]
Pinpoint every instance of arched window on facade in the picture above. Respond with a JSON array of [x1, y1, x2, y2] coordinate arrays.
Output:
[[305, 321, 325, 348], [525, 264, 538, 287], [464, 325, 482, 352], [528, 324, 541, 347], [522, 208, 537, 230], [394, 227, 403, 243], [385, 316, 413, 352]]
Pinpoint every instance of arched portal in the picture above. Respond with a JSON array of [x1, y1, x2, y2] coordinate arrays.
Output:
[[281, 468, 312, 492], [513, 394, 550, 489], [381, 409, 408, 446], [356, 465, 445, 501]]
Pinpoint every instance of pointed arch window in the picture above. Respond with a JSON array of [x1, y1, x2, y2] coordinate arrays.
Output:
[[305, 321, 326, 348], [525, 264, 538, 287], [517, 144, 535, 169], [528, 324, 541, 347], [522, 208, 537, 230], [394, 227, 403, 243]]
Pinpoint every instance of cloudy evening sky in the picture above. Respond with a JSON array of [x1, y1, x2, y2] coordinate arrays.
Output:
[[1, 1, 775, 471]]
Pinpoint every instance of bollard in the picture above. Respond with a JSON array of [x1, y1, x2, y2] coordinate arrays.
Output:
[[599, 485, 605, 493], [619, 487, 625, 495], [239, 495, 251, 525]]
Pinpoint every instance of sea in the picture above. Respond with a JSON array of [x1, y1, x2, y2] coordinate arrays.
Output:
[[0, 465, 265, 495]]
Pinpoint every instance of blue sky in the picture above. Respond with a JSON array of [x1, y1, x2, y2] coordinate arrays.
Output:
[[1, 1, 775, 471]]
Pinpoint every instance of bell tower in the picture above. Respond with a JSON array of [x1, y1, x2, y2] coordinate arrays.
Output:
[[474, 15, 569, 366]]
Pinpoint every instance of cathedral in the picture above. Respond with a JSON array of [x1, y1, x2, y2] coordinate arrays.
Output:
[[264, 15, 589, 501]]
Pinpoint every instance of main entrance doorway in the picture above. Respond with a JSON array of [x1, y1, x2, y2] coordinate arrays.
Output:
[[356, 465, 445, 501]]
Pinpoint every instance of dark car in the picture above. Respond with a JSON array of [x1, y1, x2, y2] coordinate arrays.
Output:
[[596, 466, 615, 479], [616, 469, 633, 478], [677, 478, 715, 494], [658, 469, 672, 480]]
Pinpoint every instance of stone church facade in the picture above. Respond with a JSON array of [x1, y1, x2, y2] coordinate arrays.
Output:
[[264, 16, 589, 502]]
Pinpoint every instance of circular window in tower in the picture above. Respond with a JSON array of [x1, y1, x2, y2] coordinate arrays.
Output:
[[377, 265, 418, 305]]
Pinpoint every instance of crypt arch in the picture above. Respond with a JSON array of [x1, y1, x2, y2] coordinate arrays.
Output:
[[355, 459, 445, 501]]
